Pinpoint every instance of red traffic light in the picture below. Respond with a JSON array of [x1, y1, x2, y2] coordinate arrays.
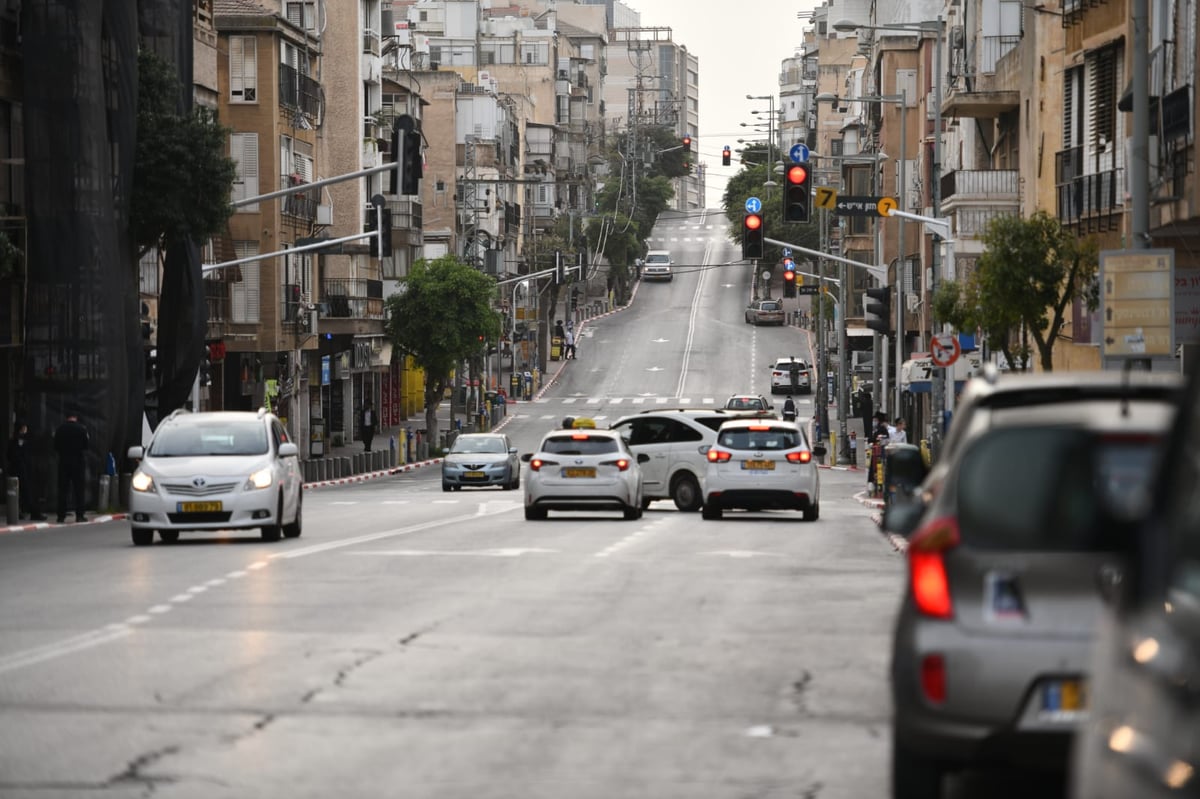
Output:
[[787, 164, 809, 185], [744, 213, 762, 231], [783, 270, 795, 281]]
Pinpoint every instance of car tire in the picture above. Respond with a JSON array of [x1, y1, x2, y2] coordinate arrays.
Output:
[[158, 531, 180, 544], [623, 503, 641, 520], [803, 500, 820, 522], [641, 497, 653, 510], [442, 482, 452, 492], [261, 498, 284, 542], [131, 528, 154, 547], [283, 494, 302, 538], [892, 737, 946, 799], [702, 502, 722, 520], [524, 505, 547, 520], [670, 473, 703, 512]]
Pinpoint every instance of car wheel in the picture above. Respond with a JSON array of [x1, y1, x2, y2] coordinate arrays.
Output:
[[803, 500, 820, 522], [442, 482, 452, 492], [261, 497, 283, 542], [623, 503, 641, 520], [702, 502, 722, 520], [283, 493, 303, 538], [524, 505, 547, 521], [670, 474, 703, 512], [892, 737, 945, 799], [158, 530, 180, 544], [131, 528, 154, 547], [640, 497, 652, 510]]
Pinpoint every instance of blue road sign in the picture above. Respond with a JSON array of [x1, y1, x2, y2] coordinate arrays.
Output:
[[782, 248, 792, 258], [790, 143, 810, 164], [745, 197, 762, 214]]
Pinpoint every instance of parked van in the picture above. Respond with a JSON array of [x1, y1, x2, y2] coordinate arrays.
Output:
[[642, 250, 673, 281]]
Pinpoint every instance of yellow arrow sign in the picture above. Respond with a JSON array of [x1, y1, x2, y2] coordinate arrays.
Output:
[[876, 196, 898, 217], [815, 187, 838, 210]]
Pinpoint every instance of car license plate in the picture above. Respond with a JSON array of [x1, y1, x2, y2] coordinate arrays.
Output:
[[1040, 678, 1088, 717], [563, 467, 596, 478], [742, 460, 775, 470], [178, 501, 222, 513], [464, 471, 486, 478]]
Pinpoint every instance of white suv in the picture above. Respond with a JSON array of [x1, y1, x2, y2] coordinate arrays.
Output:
[[770, 356, 812, 395], [701, 418, 824, 521], [610, 409, 733, 511], [642, 250, 673, 281]]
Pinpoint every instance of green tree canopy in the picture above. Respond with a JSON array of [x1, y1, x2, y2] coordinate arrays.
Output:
[[722, 143, 820, 267], [935, 210, 1099, 371], [384, 255, 502, 440], [131, 49, 237, 257]]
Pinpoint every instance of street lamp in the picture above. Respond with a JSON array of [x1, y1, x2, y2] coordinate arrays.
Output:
[[832, 16, 945, 456]]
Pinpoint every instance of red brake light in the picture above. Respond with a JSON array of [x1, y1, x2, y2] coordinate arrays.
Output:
[[570, 434, 589, 440], [786, 450, 813, 463], [921, 654, 946, 703], [908, 516, 960, 619], [707, 449, 732, 462], [748, 425, 771, 431], [530, 458, 545, 471], [615, 458, 630, 471]]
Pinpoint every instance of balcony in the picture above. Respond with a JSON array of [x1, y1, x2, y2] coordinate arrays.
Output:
[[943, 35, 1021, 119], [279, 63, 321, 120], [1055, 146, 1125, 232], [203, 275, 232, 340], [280, 175, 319, 222], [386, 198, 423, 249], [320, 278, 385, 336]]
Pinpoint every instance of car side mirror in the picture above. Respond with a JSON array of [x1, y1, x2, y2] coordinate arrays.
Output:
[[127, 445, 144, 460], [278, 442, 299, 458], [520, 453, 533, 462], [637, 453, 650, 464], [509, 447, 518, 454]]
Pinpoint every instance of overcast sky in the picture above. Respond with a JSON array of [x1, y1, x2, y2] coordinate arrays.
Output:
[[628, 0, 820, 208]]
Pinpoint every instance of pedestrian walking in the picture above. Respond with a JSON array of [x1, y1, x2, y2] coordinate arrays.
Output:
[[53, 413, 89, 523], [7, 421, 46, 521], [890, 417, 908, 444], [565, 329, 576, 359], [360, 401, 376, 452], [857, 387, 873, 440], [782, 395, 797, 422]]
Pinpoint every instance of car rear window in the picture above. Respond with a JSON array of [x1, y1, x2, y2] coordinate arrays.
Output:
[[542, 435, 620, 455], [760, 302, 781, 311], [718, 427, 801, 451], [955, 427, 1162, 551], [151, 420, 268, 457]]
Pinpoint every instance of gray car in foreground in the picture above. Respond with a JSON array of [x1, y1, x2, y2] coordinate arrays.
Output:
[[441, 433, 520, 491], [882, 369, 1182, 799]]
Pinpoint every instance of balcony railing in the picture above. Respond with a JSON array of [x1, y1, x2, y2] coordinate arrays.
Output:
[[386, 199, 422, 231], [1055, 146, 1124, 229], [279, 175, 319, 222], [279, 63, 321, 119], [940, 169, 1019, 202], [973, 35, 1021, 74], [321, 278, 384, 320], [204, 276, 231, 329]]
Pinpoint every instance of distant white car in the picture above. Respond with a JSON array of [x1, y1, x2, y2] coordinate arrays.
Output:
[[770, 356, 812, 395], [522, 429, 648, 520], [126, 409, 303, 546], [701, 418, 824, 521], [642, 250, 674, 281]]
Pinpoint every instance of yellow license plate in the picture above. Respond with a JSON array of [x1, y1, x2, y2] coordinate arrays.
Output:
[[1041, 679, 1088, 714], [179, 501, 222, 513], [464, 471, 486, 478], [563, 467, 596, 478], [742, 460, 775, 470]]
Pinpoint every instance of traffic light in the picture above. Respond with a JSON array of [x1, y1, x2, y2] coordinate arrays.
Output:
[[390, 114, 423, 196], [865, 286, 892, 334], [199, 345, 213, 387], [365, 207, 393, 257], [782, 257, 797, 298], [722, 146, 731, 166], [682, 135, 692, 152], [784, 161, 811, 223], [742, 212, 764, 260]]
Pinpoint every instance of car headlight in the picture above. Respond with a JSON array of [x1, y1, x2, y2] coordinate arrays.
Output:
[[246, 468, 274, 490], [131, 471, 155, 493]]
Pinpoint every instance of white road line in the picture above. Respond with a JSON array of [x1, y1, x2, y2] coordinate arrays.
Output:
[[169, 594, 193, 603], [148, 605, 172, 614], [674, 239, 713, 397], [226, 570, 248, 579], [126, 615, 152, 625], [656, 397, 668, 403], [248, 561, 269, 570], [562, 398, 577, 404], [0, 627, 133, 676], [632, 398, 645, 404], [271, 510, 489, 560]]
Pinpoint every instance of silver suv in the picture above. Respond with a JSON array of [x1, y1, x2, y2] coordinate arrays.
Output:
[[610, 409, 733, 511]]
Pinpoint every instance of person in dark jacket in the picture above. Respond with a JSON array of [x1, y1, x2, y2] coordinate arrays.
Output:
[[54, 414, 89, 523], [7, 422, 46, 521], [360, 402, 376, 452], [857, 387, 873, 440]]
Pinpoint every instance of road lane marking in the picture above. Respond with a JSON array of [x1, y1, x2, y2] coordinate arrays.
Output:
[[347, 547, 557, 558], [674, 239, 714, 398], [0, 627, 134, 676]]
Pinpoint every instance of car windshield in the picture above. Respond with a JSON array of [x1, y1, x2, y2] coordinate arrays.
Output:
[[760, 302, 780, 311], [719, 427, 800, 450], [726, 398, 763, 410], [645, 255, 669, 264], [541, 436, 620, 455], [149, 420, 269, 457], [451, 437, 506, 454]]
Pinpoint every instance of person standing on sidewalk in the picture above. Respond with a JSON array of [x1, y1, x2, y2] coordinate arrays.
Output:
[[564, 329, 576, 360], [7, 421, 46, 521], [54, 413, 89, 523], [360, 401, 376, 452]]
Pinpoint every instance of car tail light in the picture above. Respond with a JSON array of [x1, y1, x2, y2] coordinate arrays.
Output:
[[920, 654, 946, 703], [530, 458, 546, 471], [748, 424, 770, 431], [707, 449, 732, 462], [570, 434, 590, 440], [908, 515, 959, 619], [602, 458, 631, 471], [786, 450, 812, 463]]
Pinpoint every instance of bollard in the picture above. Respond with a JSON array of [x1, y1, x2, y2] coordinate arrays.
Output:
[[6, 477, 18, 525], [119, 473, 132, 511], [848, 431, 858, 467], [98, 475, 111, 513], [317, 459, 328, 482], [389, 435, 397, 468], [829, 432, 838, 467], [108, 473, 120, 512]]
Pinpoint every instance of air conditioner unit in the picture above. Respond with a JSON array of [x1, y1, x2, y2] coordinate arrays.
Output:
[[317, 204, 333, 225], [299, 309, 318, 333]]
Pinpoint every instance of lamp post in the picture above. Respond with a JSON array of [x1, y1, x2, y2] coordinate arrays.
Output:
[[833, 16, 945, 456]]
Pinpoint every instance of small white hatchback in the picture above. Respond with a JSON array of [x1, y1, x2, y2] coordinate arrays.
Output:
[[701, 418, 824, 521], [522, 429, 648, 520]]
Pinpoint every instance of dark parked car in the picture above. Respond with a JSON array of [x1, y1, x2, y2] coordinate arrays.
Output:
[[882, 368, 1183, 799]]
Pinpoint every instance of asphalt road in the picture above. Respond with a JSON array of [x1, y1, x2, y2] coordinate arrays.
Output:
[[0, 210, 1067, 799]]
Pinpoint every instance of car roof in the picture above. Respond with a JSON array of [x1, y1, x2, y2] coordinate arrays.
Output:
[[162, 410, 272, 425], [718, 417, 802, 431]]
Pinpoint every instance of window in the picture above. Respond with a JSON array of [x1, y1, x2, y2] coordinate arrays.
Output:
[[229, 36, 257, 102], [285, 1, 317, 31], [230, 132, 259, 211], [1086, 45, 1120, 154], [230, 241, 261, 324], [1063, 65, 1083, 149]]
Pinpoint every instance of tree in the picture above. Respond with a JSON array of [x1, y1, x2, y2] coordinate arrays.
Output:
[[936, 211, 1098, 372], [722, 143, 820, 266], [384, 256, 502, 446]]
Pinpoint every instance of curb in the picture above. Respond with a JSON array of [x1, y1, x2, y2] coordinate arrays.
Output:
[[302, 458, 442, 488], [1, 512, 129, 535]]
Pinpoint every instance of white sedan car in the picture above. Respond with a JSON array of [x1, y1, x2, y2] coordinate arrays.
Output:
[[701, 418, 825, 521], [522, 429, 648, 520], [127, 409, 303, 546]]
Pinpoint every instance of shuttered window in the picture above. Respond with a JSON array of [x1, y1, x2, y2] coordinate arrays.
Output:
[[285, 1, 316, 30], [230, 36, 257, 102], [231, 241, 261, 324], [1062, 65, 1083, 148], [1087, 46, 1119, 151], [230, 132, 259, 211]]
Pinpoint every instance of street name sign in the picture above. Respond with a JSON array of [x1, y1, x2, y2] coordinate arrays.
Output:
[[834, 195, 891, 216], [1100, 248, 1174, 358], [797, 285, 820, 295]]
